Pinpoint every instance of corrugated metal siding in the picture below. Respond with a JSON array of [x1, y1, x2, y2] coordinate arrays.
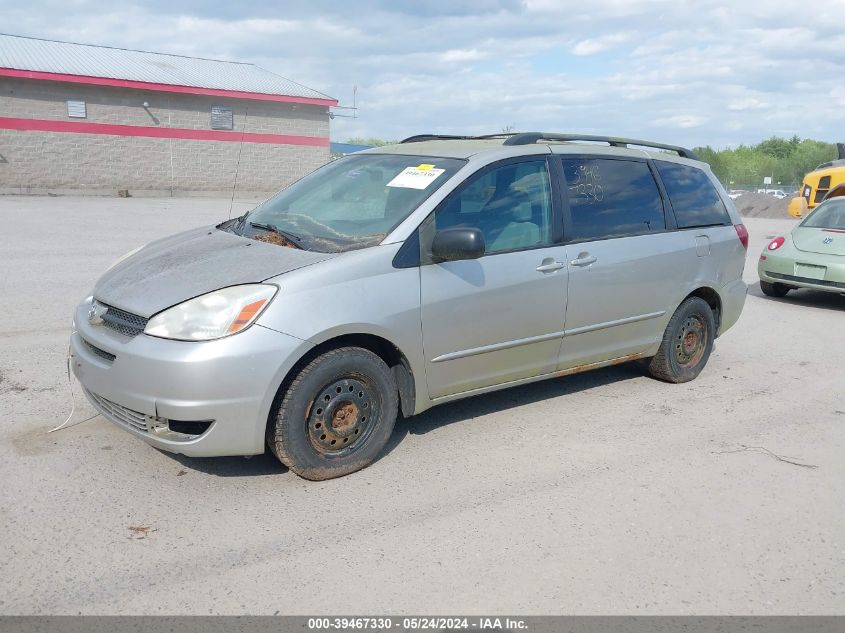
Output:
[[0, 33, 332, 100]]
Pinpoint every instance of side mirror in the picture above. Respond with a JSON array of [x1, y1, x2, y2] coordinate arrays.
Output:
[[431, 227, 486, 262]]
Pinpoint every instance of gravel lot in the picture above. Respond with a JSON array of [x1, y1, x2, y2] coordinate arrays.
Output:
[[1, 196, 843, 615]]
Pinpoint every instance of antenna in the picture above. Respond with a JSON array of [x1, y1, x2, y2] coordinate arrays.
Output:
[[329, 85, 358, 119], [228, 107, 248, 220]]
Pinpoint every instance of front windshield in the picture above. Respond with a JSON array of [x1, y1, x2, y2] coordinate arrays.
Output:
[[235, 153, 466, 253], [800, 199, 845, 230]]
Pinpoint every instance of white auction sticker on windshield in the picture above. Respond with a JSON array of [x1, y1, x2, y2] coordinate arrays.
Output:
[[386, 165, 446, 189]]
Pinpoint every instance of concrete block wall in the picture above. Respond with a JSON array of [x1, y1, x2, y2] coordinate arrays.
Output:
[[0, 77, 331, 194]]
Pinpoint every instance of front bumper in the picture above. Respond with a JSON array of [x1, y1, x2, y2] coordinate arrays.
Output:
[[71, 298, 312, 457], [758, 252, 845, 294]]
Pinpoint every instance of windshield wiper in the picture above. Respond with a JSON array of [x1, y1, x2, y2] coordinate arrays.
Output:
[[249, 222, 308, 250], [234, 212, 250, 231]]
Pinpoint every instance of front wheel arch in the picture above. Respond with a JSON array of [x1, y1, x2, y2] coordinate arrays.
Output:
[[266, 333, 415, 443]]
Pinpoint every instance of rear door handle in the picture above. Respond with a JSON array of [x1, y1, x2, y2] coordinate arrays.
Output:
[[570, 253, 597, 267], [536, 261, 566, 273]]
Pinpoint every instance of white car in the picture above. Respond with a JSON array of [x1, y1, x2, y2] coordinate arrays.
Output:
[[756, 188, 787, 199]]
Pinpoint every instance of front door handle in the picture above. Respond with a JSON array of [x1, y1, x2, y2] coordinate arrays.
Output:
[[536, 260, 566, 273], [570, 252, 597, 267]]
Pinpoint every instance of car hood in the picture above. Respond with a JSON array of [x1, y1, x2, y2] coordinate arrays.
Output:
[[94, 226, 337, 317], [791, 227, 845, 257]]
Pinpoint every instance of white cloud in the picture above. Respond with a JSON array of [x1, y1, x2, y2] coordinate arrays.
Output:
[[439, 48, 487, 62], [653, 115, 709, 129], [728, 98, 769, 111], [571, 33, 630, 56]]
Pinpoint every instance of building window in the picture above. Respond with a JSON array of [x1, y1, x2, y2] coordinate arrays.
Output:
[[66, 100, 86, 118], [210, 106, 234, 130]]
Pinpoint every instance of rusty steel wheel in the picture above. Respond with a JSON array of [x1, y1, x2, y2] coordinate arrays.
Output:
[[647, 296, 715, 384], [268, 347, 398, 480], [675, 314, 708, 368], [307, 377, 377, 456]]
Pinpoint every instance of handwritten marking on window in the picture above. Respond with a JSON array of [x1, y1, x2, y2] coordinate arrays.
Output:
[[568, 163, 604, 203]]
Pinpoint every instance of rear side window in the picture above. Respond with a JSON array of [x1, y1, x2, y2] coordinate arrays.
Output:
[[655, 161, 731, 228], [561, 158, 666, 241]]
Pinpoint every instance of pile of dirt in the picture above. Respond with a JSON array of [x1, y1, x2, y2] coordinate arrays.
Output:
[[732, 192, 792, 219]]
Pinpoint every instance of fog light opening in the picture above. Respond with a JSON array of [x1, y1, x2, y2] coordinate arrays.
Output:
[[165, 419, 214, 437]]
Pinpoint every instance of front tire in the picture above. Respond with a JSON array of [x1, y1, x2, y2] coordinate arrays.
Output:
[[647, 297, 716, 384], [268, 347, 398, 480], [760, 280, 790, 297]]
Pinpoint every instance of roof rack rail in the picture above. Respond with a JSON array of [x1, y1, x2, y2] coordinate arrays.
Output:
[[502, 133, 699, 160], [400, 134, 475, 144], [400, 133, 515, 144]]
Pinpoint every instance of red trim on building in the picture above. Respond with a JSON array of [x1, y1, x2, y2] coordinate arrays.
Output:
[[0, 117, 329, 147], [0, 68, 338, 106]]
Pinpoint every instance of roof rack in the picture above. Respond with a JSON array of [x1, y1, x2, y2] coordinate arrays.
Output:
[[502, 133, 699, 160], [400, 133, 515, 144]]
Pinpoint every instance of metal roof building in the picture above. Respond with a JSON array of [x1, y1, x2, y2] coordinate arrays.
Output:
[[0, 33, 336, 195], [0, 33, 335, 104]]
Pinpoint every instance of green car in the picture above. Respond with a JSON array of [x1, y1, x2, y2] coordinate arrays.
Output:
[[758, 197, 845, 297]]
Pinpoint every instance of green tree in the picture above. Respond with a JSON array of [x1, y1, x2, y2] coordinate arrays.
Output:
[[757, 136, 795, 160], [694, 137, 837, 188], [345, 137, 396, 147]]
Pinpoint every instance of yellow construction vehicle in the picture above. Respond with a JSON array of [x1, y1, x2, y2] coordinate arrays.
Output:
[[788, 142, 845, 217]]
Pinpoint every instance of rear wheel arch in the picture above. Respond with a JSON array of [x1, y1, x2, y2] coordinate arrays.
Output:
[[684, 286, 722, 333]]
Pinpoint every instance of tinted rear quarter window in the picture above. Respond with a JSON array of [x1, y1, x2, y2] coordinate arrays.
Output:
[[561, 158, 666, 241], [655, 161, 731, 228]]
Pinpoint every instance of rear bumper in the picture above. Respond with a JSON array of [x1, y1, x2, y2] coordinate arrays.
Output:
[[71, 298, 313, 457], [758, 255, 845, 294], [719, 278, 747, 335]]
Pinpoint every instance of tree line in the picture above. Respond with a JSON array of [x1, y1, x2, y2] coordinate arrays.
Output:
[[693, 137, 837, 189]]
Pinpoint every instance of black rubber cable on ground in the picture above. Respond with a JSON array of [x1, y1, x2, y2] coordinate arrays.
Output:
[[48, 346, 97, 433]]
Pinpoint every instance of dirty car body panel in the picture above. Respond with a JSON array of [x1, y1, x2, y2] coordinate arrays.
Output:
[[71, 134, 748, 470]]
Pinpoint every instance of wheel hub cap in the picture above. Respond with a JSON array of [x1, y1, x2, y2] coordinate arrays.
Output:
[[331, 401, 359, 432], [675, 316, 706, 367], [308, 378, 373, 454]]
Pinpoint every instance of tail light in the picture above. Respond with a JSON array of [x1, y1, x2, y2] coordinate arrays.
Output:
[[734, 223, 749, 249], [767, 236, 785, 251]]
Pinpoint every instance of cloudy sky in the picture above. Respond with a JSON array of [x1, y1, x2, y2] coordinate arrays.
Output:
[[4, 0, 845, 147]]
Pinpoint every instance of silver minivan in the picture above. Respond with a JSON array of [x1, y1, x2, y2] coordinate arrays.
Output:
[[71, 133, 748, 479]]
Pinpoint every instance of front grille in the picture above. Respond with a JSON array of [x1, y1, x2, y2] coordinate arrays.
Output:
[[81, 337, 116, 362], [99, 302, 148, 337], [766, 271, 845, 289], [84, 388, 149, 434]]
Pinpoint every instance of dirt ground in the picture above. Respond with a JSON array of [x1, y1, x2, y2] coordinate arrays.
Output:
[[0, 196, 843, 615], [734, 192, 792, 219]]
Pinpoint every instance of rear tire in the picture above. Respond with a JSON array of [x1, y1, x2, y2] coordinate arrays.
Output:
[[760, 280, 790, 297], [647, 297, 715, 384], [268, 347, 398, 480]]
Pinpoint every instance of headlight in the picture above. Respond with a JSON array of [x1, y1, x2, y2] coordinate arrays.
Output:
[[105, 245, 145, 272], [144, 284, 278, 341]]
